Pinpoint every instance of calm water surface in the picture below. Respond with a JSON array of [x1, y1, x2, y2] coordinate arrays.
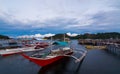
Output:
[[0, 40, 120, 74]]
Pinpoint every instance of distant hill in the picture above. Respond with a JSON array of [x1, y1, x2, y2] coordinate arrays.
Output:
[[44, 34, 69, 40], [45, 32, 120, 40], [0, 35, 10, 39], [77, 32, 120, 39], [44, 33, 78, 40]]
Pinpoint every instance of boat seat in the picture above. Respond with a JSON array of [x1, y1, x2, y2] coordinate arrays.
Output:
[[46, 56, 55, 58], [63, 47, 70, 50]]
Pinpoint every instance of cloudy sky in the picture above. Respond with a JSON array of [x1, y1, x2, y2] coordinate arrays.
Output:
[[0, 0, 120, 37]]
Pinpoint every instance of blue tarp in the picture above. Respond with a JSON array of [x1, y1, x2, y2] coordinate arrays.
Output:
[[53, 41, 68, 46]]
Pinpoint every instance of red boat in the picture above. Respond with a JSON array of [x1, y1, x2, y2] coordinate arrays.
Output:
[[21, 47, 73, 67]]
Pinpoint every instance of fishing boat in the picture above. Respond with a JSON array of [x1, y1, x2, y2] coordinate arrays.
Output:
[[0, 42, 49, 57], [21, 47, 73, 67], [0, 48, 22, 56], [21, 41, 87, 67]]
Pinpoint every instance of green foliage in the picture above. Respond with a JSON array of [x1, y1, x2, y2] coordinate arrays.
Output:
[[46, 32, 120, 40], [78, 32, 120, 39], [0, 35, 10, 39]]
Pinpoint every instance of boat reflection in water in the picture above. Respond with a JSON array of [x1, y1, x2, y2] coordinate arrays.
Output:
[[38, 57, 71, 74], [38, 56, 85, 74]]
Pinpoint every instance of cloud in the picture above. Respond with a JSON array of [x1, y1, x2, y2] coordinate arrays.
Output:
[[0, 0, 120, 36], [17, 33, 55, 38], [66, 32, 78, 37], [0, 0, 117, 24], [44, 33, 55, 37]]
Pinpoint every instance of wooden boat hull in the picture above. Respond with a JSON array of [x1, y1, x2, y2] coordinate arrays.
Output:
[[21, 52, 73, 67], [1, 51, 21, 57]]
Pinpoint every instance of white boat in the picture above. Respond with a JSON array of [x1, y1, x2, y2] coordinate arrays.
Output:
[[0, 46, 46, 56]]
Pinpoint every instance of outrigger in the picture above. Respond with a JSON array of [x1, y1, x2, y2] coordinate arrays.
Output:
[[21, 41, 87, 67]]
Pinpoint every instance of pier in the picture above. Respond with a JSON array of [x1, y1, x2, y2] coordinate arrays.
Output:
[[78, 39, 120, 56], [78, 39, 120, 46], [106, 43, 120, 56]]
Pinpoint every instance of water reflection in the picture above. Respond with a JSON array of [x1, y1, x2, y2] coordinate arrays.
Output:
[[75, 56, 85, 73], [38, 57, 71, 74]]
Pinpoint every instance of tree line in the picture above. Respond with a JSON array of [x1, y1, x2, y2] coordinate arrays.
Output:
[[0, 35, 10, 39], [1, 32, 120, 40], [45, 32, 120, 39]]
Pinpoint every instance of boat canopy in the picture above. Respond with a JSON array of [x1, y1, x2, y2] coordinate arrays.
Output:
[[53, 41, 68, 46]]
